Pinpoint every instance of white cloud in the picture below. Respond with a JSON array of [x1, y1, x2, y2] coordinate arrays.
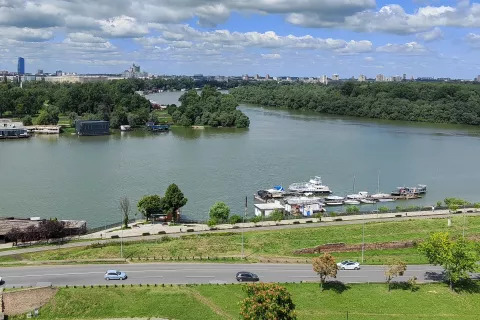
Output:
[[376, 42, 428, 55], [416, 27, 443, 42], [98, 16, 149, 38], [465, 33, 480, 48], [261, 53, 281, 59], [0, 27, 54, 42], [67, 33, 106, 43]]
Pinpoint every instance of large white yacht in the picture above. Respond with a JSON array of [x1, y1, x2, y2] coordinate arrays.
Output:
[[288, 176, 332, 194]]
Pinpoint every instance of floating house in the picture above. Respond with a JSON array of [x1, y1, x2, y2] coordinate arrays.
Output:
[[253, 202, 285, 217], [75, 120, 110, 136], [0, 119, 29, 139]]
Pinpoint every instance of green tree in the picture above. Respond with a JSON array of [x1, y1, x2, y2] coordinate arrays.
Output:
[[240, 283, 296, 320], [385, 260, 407, 291], [137, 195, 163, 219], [36, 101, 60, 125], [436, 201, 443, 208], [270, 209, 284, 222], [312, 253, 338, 291], [418, 232, 479, 290], [346, 205, 360, 214], [22, 115, 33, 126], [209, 202, 230, 223], [162, 183, 188, 222], [378, 206, 389, 213]]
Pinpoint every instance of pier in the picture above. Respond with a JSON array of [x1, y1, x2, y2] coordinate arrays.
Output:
[[25, 125, 61, 134]]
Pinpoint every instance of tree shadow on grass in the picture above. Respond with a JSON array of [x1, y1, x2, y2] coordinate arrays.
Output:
[[454, 279, 480, 294], [322, 281, 350, 294]]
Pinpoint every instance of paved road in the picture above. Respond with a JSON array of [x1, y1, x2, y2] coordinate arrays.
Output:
[[2, 211, 478, 258], [0, 263, 453, 288]]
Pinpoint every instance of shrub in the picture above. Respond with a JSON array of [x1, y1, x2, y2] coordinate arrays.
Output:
[[229, 215, 243, 224], [22, 115, 33, 126], [209, 202, 230, 223], [160, 235, 172, 242], [240, 283, 296, 320], [270, 209, 285, 222], [378, 206, 390, 213], [250, 216, 262, 223], [346, 206, 360, 214], [207, 218, 218, 227]]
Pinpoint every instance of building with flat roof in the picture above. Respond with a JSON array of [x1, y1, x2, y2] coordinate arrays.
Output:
[[75, 120, 110, 136], [254, 202, 285, 217]]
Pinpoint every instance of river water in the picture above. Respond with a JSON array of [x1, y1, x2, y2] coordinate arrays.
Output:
[[1, 91, 480, 227]]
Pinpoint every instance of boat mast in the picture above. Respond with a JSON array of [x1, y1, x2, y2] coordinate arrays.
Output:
[[377, 171, 380, 193], [353, 175, 356, 194]]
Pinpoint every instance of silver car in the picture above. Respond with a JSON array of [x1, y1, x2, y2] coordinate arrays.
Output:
[[104, 270, 128, 280]]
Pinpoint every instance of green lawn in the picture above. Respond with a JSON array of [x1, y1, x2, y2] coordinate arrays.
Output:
[[9, 283, 480, 320], [2, 216, 479, 264]]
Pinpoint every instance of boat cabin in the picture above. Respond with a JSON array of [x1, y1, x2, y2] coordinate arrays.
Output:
[[254, 202, 285, 217], [75, 120, 110, 136]]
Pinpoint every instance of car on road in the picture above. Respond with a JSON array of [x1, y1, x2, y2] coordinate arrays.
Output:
[[236, 271, 259, 282], [337, 261, 360, 270], [104, 270, 128, 280]]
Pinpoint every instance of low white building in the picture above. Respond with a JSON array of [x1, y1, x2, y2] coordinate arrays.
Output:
[[254, 202, 285, 217]]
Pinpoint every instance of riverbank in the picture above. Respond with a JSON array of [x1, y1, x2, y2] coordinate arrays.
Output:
[[7, 282, 480, 319], [2, 213, 479, 265]]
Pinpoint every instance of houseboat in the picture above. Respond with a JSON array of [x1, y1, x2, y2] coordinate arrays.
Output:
[[75, 120, 110, 136], [0, 119, 30, 139], [25, 125, 61, 134]]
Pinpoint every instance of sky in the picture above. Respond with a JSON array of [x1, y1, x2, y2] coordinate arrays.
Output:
[[0, 0, 480, 78]]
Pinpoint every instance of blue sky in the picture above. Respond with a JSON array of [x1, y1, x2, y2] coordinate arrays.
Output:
[[0, 0, 479, 78]]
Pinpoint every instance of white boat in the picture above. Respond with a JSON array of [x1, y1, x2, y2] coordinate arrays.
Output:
[[378, 198, 395, 202], [360, 199, 376, 204], [120, 125, 132, 131], [344, 200, 361, 205], [288, 176, 332, 194], [284, 196, 324, 205], [370, 193, 392, 199], [346, 191, 369, 200], [325, 195, 344, 206], [266, 186, 285, 198]]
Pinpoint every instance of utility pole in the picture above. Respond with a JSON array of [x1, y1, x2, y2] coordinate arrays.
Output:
[[361, 211, 365, 263], [242, 196, 247, 259], [120, 211, 124, 259], [463, 203, 466, 239]]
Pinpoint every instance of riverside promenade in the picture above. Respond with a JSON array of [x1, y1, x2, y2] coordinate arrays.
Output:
[[0, 208, 478, 258]]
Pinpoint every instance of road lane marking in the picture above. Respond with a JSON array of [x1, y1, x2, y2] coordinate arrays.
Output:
[[185, 276, 215, 278]]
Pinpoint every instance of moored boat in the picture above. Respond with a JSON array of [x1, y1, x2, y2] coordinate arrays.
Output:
[[288, 176, 332, 194], [325, 195, 344, 206], [344, 199, 361, 205], [360, 199, 376, 204], [120, 125, 132, 131]]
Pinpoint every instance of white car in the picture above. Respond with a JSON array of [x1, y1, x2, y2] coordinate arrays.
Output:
[[337, 261, 360, 270]]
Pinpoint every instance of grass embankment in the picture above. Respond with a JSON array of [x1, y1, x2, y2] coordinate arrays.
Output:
[[10, 283, 480, 320], [3, 216, 479, 264]]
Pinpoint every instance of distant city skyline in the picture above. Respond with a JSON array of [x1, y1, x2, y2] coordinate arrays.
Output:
[[0, 1, 479, 78]]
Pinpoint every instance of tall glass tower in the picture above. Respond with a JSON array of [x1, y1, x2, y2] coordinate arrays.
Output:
[[17, 57, 25, 75]]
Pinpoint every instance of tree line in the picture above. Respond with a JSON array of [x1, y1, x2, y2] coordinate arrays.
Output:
[[166, 85, 250, 128], [229, 81, 480, 125], [6, 219, 67, 245]]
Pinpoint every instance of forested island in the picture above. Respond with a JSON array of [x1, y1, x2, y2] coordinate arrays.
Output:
[[230, 82, 480, 125], [0, 79, 249, 129], [167, 86, 250, 128]]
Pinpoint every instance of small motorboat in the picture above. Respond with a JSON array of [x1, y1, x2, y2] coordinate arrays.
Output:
[[120, 125, 132, 131], [360, 199, 376, 204], [378, 198, 395, 202], [344, 199, 361, 205]]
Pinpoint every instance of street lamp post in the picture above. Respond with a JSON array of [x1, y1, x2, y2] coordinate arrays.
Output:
[[242, 196, 247, 260], [361, 211, 365, 263]]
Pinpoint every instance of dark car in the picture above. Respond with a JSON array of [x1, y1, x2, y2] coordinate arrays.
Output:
[[236, 271, 259, 282]]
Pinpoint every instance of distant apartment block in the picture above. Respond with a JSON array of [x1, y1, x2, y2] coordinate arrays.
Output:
[[376, 74, 384, 82], [332, 74, 340, 81], [45, 75, 111, 83], [476, 75, 480, 82], [319, 75, 328, 84], [358, 74, 367, 82]]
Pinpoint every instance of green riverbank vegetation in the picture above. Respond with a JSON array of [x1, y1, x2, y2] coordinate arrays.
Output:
[[9, 282, 480, 320], [167, 86, 250, 128], [230, 81, 480, 125], [3, 216, 480, 265]]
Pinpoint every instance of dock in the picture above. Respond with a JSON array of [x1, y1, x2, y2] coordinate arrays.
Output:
[[25, 125, 61, 134]]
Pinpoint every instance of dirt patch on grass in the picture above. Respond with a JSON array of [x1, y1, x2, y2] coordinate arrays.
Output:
[[3, 287, 58, 316], [293, 240, 417, 254]]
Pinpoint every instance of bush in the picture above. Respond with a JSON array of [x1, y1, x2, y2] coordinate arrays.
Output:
[[270, 209, 284, 222], [160, 235, 171, 242], [22, 115, 33, 126], [229, 215, 243, 224], [346, 206, 360, 214], [250, 216, 262, 223], [209, 202, 230, 223], [378, 206, 390, 213], [240, 283, 296, 320], [207, 218, 218, 227]]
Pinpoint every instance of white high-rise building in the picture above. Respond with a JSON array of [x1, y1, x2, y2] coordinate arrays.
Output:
[[358, 74, 366, 82], [375, 74, 384, 82], [332, 74, 340, 81], [319, 75, 328, 84]]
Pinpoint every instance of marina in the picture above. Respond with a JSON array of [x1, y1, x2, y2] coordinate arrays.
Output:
[[255, 175, 427, 215], [0, 119, 30, 139]]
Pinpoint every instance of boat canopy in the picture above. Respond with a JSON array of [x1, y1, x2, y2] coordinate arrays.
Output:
[[273, 185, 285, 191]]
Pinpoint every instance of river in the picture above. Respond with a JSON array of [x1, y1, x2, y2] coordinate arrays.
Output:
[[1, 90, 480, 227]]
